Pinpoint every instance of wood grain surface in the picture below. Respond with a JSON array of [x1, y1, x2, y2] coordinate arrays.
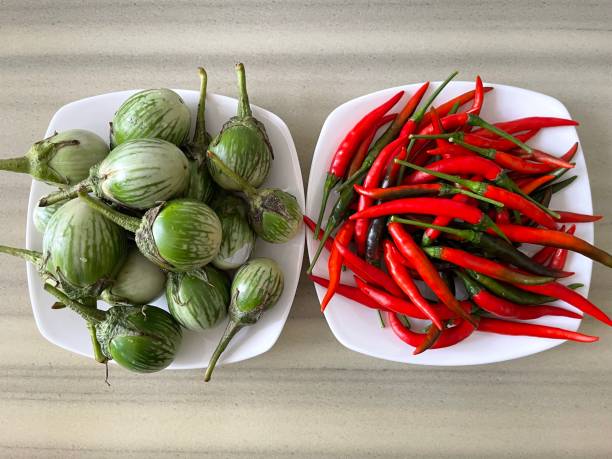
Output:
[[1, 1, 611, 457]]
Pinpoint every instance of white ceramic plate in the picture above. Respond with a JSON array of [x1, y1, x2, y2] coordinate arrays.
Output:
[[307, 81, 593, 365], [26, 89, 305, 370]]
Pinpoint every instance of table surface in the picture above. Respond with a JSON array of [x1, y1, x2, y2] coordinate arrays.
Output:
[[1, 1, 611, 457]]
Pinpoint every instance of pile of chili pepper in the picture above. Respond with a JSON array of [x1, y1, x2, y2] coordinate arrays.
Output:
[[307, 73, 610, 355]]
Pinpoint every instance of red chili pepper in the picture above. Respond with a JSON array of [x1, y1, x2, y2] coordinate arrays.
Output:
[[530, 225, 566, 265], [560, 142, 579, 162], [388, 222, 477, 326], [477, 317, 597, 343], [472, 117, 579, 138], [548, 225, 576, 271], [488, 224, 612, 268], [495, 207, 511, 225], [519, 174, 556, 194], [320, 221, 355, 311], [347, 113, 397, 178], [303, 215, 334, 252], [456, 270, 580, 320], [423, 246, 553, 285], [555, 211, 603, 223], [356, 278, 471, 320], [309, 275, 384, 311], [425, 144, 477, 158], [512, 281, 612, 326], [383, 241, 444, 330], [462, 129, 540, 151], [355, 135, 408, 254], [334, 240, 405, 298], [388, 312, 477, 353], [417, 86, 494, 129], [314, 90, 405, 233], [404, 156, 503, 185], [353, 181, 492, 202], [465, 76, 485, 115]]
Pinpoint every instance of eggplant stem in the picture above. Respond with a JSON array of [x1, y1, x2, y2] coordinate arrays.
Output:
[[194, 67, 209, 148], [78, 193, 141, 233], [44, 284, 106, 323], [206, 151, 257, 196], [87, 321, 108, 363], [235, 63, 252, 119], [204, 319, 243, 382], [0, 156, 30, 174], [39, 179, 92, 207], [0, 244, 42, 265]]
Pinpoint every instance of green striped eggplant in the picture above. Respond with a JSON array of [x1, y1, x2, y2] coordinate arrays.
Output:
[[166, 266, 230, 331], [110, 88, 191, 148], [0, 129, 109, 186], [79, 194, 222, 272], [182, 68, 215, 203], [210, 194, 256, 270], [46, 284, 182, 373], [39, 138, 190, 210], [100, 248, 166, 305], [33, 198, 68, 233], [207, 63, 272, 191], [204, 258, 283, 381], [43, 198, 128, 298], [208, 152, 302, 243]]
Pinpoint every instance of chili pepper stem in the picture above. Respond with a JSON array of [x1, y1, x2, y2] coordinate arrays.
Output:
[[307, 221, 335, 275], [207, 151, 258, 197], [0, 244, 43, 265], [467, 114, 533, 153], [411, 71, 459, 122], [314, 174, 339, 235], [204, 319, 243, 382], [235, 63, 252, 119]]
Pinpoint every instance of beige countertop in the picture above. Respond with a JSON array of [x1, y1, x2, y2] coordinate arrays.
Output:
[[1, 1, 611, 457]]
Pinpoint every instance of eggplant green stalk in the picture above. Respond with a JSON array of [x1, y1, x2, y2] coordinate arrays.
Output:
[[78, 193, 141, 232], [236, 63, 252, 119], [207, 151, 257, 197], [204, 319, 243, 382]]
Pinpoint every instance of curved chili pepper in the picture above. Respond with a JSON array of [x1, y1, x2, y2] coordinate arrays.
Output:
[[519, 174, 556, 194], [495, 207, 511, 225], [477, 317, 597, 343], [532, 176, 577, 202], [388, 222, 477, 326], [356, 278, 470, 320], [304, 215, 334, 251], [461, 129, 540, 151], [400, 160, 559, 227], [456, 270, 580, 320], [314, 90, 405, 234], [423, 246, 554, 285], [548, 225, 576, 272], [555, 211, 603, 223], [388, 312, 477, 353], [354, 182, 501, 205], [320, 220, 355, 311], [309, 275, 385, 311], [349, 197, 508, 241], [488, 224, 612, 268], [425, 144, 477, 158], [465, 76, 484, 115], [560, 142, 579, 162], [383, 241, 444, 330], [531, 245, 557, 265], [417, 86, 494, 129], [390, 217, 569, 278], [423, 193, 475, 246], [414, 325, 443, 354], [347, 113, 396, 178], [513, 281, 612, 326], [472, 116, 579, 138], [333, 240, 404, 298]]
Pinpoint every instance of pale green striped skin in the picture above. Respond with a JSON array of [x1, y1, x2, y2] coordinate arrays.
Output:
[[231, 258, 284, 317], [97, 305, 182, 373], [248, 189, 302, 244], [211, 194, 255, 270], [110, 89, 191, 147], [150, 199, 222, 271], [100, 248, 166, 305], [207, 119, 272, 191], [45, 130, 109, 184], [166, 266, 230, 331], [95, 138, 189, 210], [33, 199, 68, 233], [43, 198, 127, 297], [184, 156, 215, 203]]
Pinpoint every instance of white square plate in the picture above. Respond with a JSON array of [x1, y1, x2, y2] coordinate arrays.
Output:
[[26, 89, 305, 370], [306, 81, 594, 365]]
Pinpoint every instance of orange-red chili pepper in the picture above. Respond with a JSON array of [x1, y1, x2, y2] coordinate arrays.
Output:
[[334, 240, 404, 298], [423, 246, 553, 285], [513, 281, 612, 327], [303, 215, 334, 251], [477, 317, 597, 343], [347, 113, 397, 178], [320, 220, 355, 311], [383, 241, 444, 330], [388, 222, 477, 326], [404, 156, 503, 185], [309, 275, 385, 311], [472, 117, 579, 138], [417, 86, 494, 129], [462, 129, 540, 151], [488, 223, 612, 268], [519, 174, 556, 194], [555, 211, 603, 223]]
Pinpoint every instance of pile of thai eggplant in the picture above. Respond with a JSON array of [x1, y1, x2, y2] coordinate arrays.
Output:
[[0, 64, 302, 381]]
